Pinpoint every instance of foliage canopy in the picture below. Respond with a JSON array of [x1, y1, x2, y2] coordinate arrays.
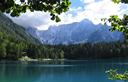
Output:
[[0, 0, 71, 22], [106, 69, 128, 80], [103, 0, 128, 39]]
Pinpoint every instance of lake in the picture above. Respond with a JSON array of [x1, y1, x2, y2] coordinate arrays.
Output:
[[0, 59, 128, 82]]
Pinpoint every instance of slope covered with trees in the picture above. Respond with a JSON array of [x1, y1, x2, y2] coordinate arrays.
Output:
[[0, 13, 128, 60], [0, 0, 128, 60], [0, 13, 41, 60], [0, 13, 40, 44]]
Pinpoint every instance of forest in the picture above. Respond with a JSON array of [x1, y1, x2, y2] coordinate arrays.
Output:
[[1, 31, 128, 60], [0, 0, 128, 61]]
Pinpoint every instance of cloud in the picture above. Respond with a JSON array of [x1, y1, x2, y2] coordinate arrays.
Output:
[[80, 0, 95, 4], [79, 0, 122, 24], [8, 11, 55, 30], [8, 0, 128, 30]]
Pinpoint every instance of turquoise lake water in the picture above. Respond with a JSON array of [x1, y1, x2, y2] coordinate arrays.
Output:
[[0, 60, 128, 82]]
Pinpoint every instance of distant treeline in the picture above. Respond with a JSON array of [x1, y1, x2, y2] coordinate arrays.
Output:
[[0, 31, 128, 60], [1, 12, 128, 60]]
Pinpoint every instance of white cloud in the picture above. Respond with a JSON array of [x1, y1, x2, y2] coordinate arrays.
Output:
[[8, 11, 56, 30], [80, 0, 122, 24], [80, 0, 95, 4], [8, 0, 128, 30]]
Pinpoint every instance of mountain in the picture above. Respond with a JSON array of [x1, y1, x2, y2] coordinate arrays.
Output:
[[37, 19, 124, 45], [0, 13, 40, 44]]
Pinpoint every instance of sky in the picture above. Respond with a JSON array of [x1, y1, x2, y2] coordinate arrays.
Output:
[[8, 0, 128, 30]]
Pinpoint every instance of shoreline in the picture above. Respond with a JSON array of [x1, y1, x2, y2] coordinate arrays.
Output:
[[18, 56, 67, 62], [1, 56, 128, 62]]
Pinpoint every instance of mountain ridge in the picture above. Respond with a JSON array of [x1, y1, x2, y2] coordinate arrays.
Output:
[[36, 19, 124, 45], [0, 13, 41, 44]]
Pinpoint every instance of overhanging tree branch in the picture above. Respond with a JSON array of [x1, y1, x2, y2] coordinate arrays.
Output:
[[0, 0, 71, 22]]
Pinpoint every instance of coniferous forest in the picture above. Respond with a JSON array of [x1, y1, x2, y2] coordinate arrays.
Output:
[[0, 0, 128, 61], [1, 36, 128, 60], [0, 13, 128, 60]]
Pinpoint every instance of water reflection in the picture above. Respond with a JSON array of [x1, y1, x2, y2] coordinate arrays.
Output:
[[0, 60, 128, 82]]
